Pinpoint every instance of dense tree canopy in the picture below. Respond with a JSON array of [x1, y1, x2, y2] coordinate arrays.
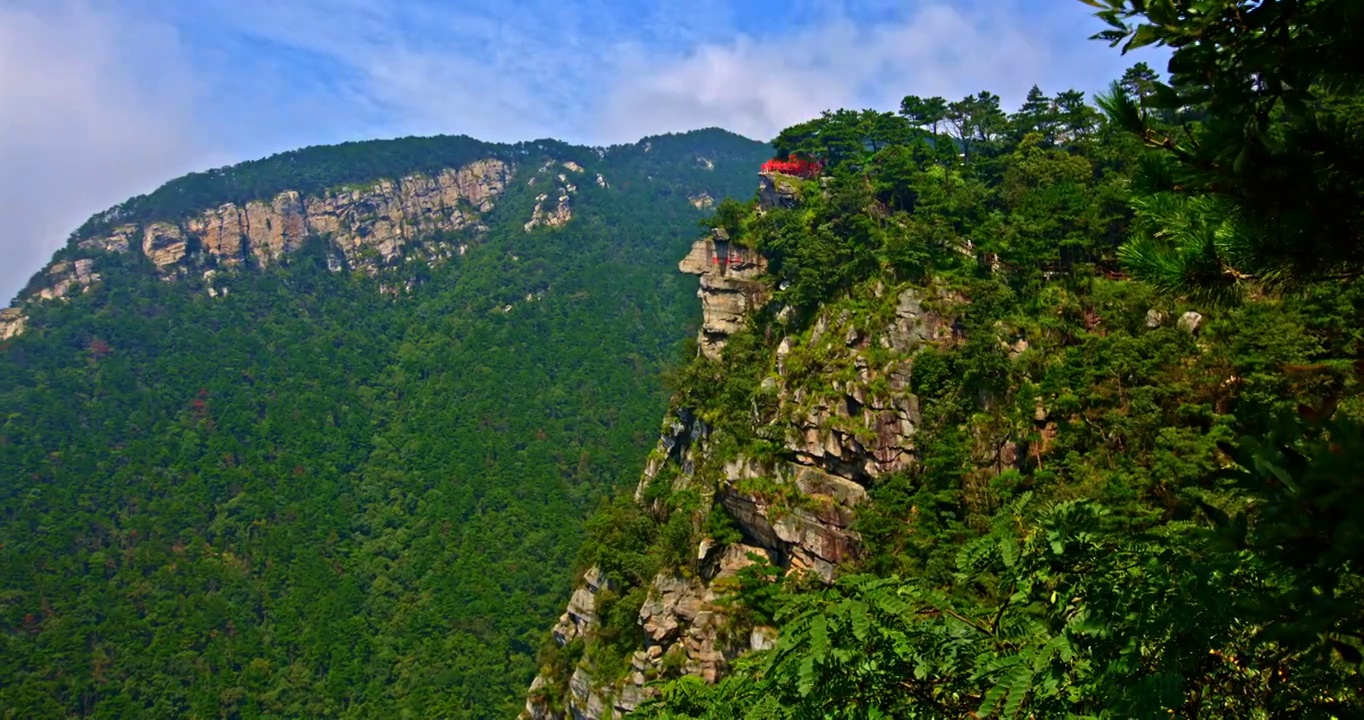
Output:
[[6, 2, 1364, 717], [570, 3, 1364, 717], [1094, 0, 1364, 298], [0, 130, 770, 719]]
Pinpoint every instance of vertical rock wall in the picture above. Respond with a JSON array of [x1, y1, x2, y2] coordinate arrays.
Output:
[[676, 230, 768, 360], [2, 159, 517, 338], [524, 210, 977, 720]]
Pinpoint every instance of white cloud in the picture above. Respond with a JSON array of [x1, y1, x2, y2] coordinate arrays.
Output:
[[182, 0, 731, 146], [0, 0, 214, 303], [598, 3, 1125, 143]]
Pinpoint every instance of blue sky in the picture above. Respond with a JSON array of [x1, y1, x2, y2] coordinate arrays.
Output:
[[0, 0, 1164, 302]]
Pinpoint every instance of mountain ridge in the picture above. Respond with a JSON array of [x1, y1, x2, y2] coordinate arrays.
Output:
[[2, 128, 764, 341]]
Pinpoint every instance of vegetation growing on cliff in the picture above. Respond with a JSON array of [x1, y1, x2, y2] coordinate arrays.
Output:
[[0, 131, 770, 719], [545, 2, 1364, 717], [68, 129, 759, 246]]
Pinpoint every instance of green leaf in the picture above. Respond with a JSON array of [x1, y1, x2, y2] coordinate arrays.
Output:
[[1147, 82, 1181, 109], [850, 602, 871, 642], [1002, 665, 1034, 719], [797, 655, 816, 697], [1123, 24, 1163, 51], [1232, 144, 1251, 175], [976, 676, 1009, 718], [1195, 498, 1230, 528], [1000, 535, 1020, 568], [810, 615, 829, 657], [1332, 641, 1363, 665]]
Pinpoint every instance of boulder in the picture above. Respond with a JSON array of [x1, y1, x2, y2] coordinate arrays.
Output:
[[1178, 311, 1204, 335]]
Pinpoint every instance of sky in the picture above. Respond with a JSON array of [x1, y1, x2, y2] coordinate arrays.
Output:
[[0, 0, 1163, 303]]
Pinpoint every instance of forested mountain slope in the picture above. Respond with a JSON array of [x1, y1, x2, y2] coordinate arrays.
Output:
[[526, 3, 1364, 717], [0, 129, 770, 718]]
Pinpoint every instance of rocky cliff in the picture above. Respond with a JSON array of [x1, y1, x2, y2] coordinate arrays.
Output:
[[0, 308, 25, 341], [523, 172, 981, 719], [87, 159, 512, 270], [676, 230, 768, 360], [2, 158, 529, 339]]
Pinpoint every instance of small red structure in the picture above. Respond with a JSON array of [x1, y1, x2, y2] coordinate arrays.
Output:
[[710, 244, 748, 267], [761, 156, 823, 178]]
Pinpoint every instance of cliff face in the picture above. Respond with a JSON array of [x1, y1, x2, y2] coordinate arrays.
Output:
[[4, 159, 516, 338], [524, 174, 982, 720], [757, 170, 800, 210], [0, 309, 24, 341], [677, 230, 768, 360], [103, 159, 511, 270]]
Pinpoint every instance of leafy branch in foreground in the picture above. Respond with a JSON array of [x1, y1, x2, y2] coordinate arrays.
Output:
[[1088, 0, 1364, 299], [641, 484, 1364, 718]]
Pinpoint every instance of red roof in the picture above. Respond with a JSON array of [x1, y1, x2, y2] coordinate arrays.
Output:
[[761, 157, 823, 178]]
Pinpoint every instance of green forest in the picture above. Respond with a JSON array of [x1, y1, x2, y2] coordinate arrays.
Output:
[[529, 1, 1364, 718], [0, 129, 770, 718], [6, 0, 1364, 718]]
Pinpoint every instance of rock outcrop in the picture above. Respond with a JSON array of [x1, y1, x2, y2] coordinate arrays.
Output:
[[677, 230, 768, 360], [524, 342, 928, 718], [78, 227, 136, 254], [0, 309, 25, 341], [142, 222, 190, 267], [757, 171, 799, 211], [1179, 311, 1204, 335], [554, 567, 610, 646], [523, 164, 581, 232], [529, 439, 786, 720], [31, 259, 102, 302], [525, 191, 573, 232], [104, 159, 511, 270], [719, 459, 864, 580], [525, 197, 974, 720], [3, 158, 516, 339]]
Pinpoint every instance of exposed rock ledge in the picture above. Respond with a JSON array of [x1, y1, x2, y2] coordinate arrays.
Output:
[[3, 158, 515, 339], [525, 403, 878, 718], [757, 171, 799, 211], [677, 230, 768, 360], [524, 280, 987, 719], [0, 309, 25, 341], [525, 191, 573, 232], [99, 158, 511, 270]]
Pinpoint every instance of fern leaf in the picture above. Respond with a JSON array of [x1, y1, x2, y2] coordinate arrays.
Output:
[[976, 676, 1010, 718], [810, 615, 829, 657], [797, 655, 816, 697], [1002, 665, 1034, 720], [850, 600, 871, 642]]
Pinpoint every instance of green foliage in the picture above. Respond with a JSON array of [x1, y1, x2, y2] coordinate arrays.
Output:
[[7, 4, 1364, 716], [703, 503, 744, 547], [634, 6, 1364, 717], [0, 130, 771, 718], [709, 86, 1141, 320], [700, 198, 750, 242], [646, 495, 1363, 718], [1090, 0, 1364, 296]]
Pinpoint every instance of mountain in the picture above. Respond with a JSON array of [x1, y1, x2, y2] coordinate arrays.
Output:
[[0, 129, 770, 718], [8, 6, 1364, 715], [522, 83, 1364, 718]]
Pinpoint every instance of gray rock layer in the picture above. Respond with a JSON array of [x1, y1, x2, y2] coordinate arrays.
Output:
[[4, 159, 515, 338]]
